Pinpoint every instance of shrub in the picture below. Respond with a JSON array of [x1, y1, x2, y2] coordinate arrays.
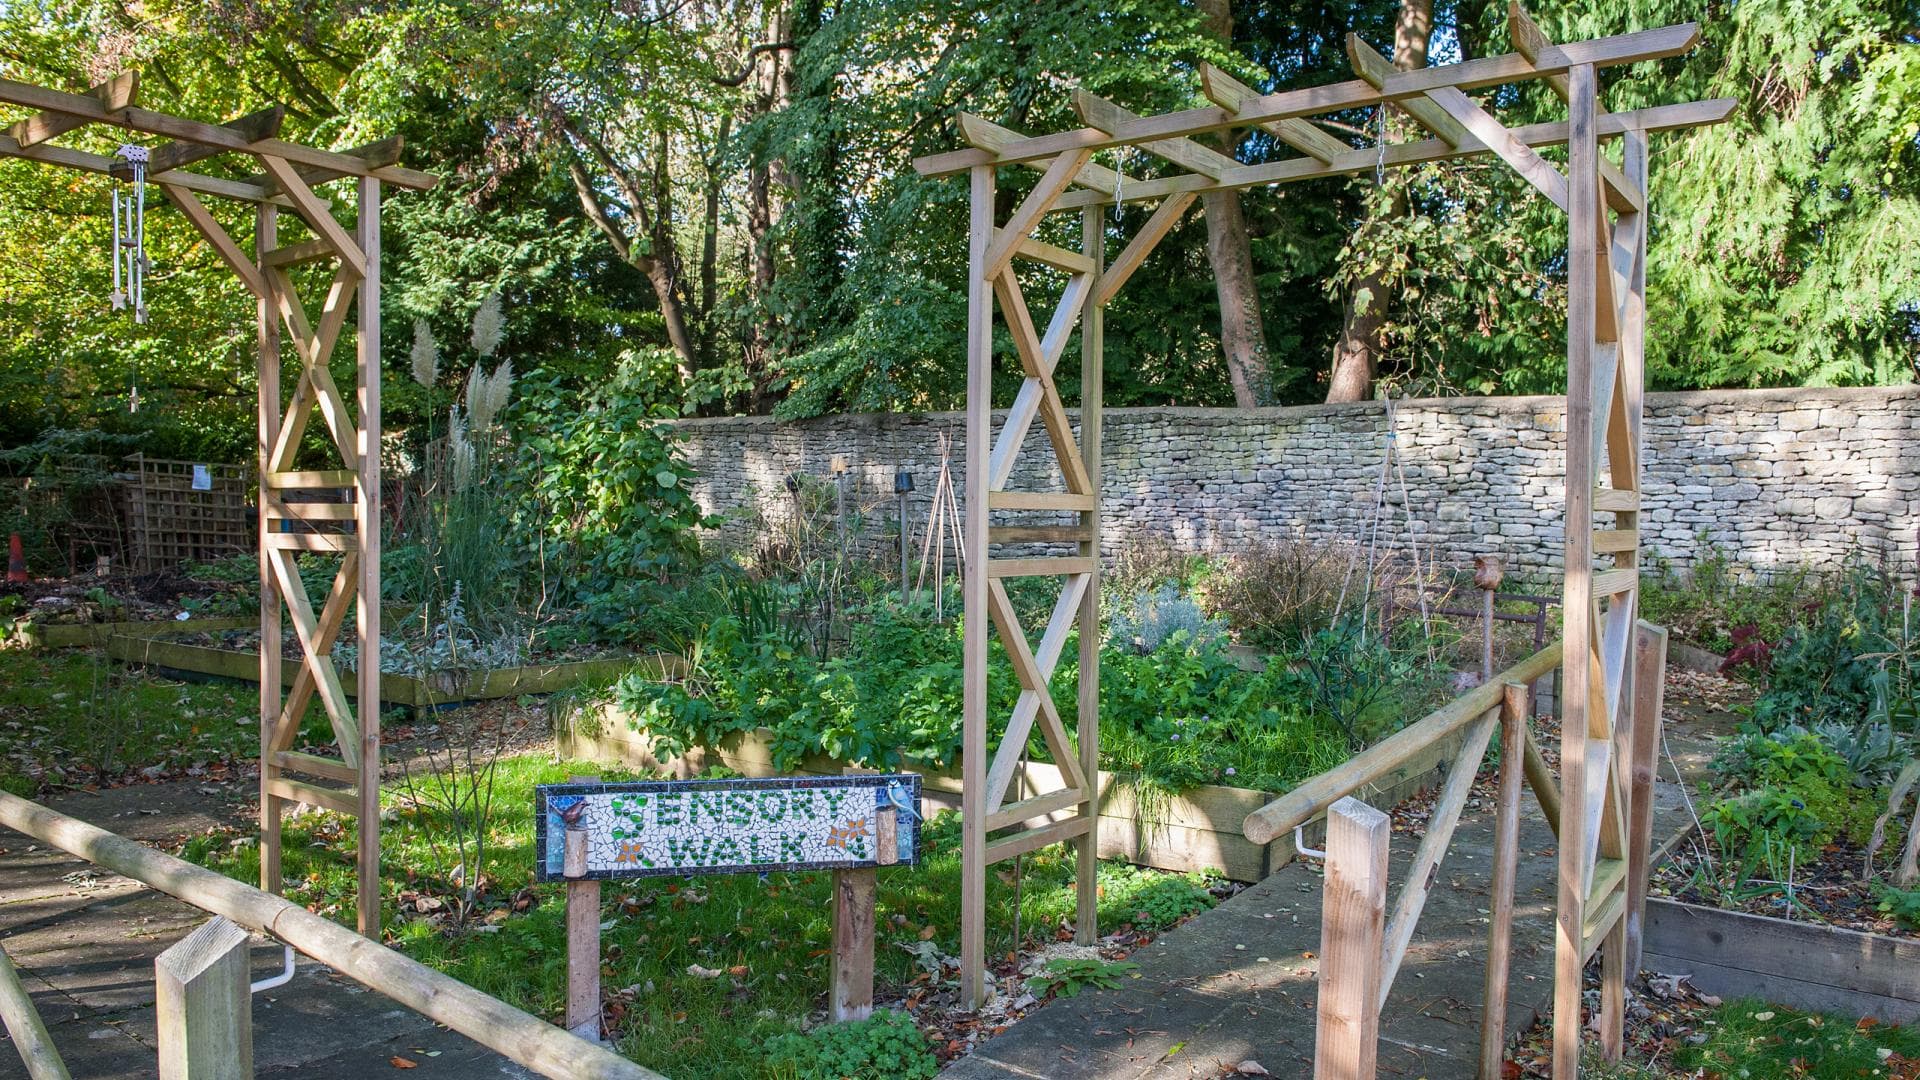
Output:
[[1741, 558, 1911, 731], [1707, 732, 1879, 869], [1109, 583, 1223, 654], [767, 1011, 937, 1080], [1193, 537, 1350, 651]]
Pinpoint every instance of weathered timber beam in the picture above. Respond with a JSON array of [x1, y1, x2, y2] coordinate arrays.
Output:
[[1046, 97, 1735, 212], [0, 133, 285, 204], [1072, 90, 1236, 178], [913, 21, 1700, 176], [240, 135, 405, 191], [146, 105, 284, 174], [1510, 3, 1645, 214], [5, 72, 136, 148], [0, 76, 435, 191], [959, 113, 1133, 195], [1199, 63, 1350, 163], [1347, 34, 1470, 146]]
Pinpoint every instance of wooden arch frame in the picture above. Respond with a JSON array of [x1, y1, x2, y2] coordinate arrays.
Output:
[[1, 73, 435, 937], [911, 6, 1734, 1075]]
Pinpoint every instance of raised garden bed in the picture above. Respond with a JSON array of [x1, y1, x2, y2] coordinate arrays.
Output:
[[1643, 897, 1920, 1024], [15, 613, 258, 649], [558, 709, 1466, 881], [105, 631, 678, 710]]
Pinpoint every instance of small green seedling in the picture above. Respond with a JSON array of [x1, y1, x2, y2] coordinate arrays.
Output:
[[1026, 956, 1140, 999]]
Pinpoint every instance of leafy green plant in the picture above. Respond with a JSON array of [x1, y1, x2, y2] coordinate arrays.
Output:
[[1707, 732, 1880, 873], [1025, 956, 1140, 999], [766, 1011, 937, 1080], [1875, 881, 1920, 931]]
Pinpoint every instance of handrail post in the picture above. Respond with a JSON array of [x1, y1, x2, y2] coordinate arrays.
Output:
[[1478, 682, 1529, 1079], [0, 944, 71, 1080], [155, 916, 253, 1080], [1625, 622, 1668, 975], [1315, 796, 1390, 1080]]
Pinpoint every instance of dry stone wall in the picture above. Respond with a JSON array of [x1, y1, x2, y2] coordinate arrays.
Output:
[[671, 386, 1920, 578]]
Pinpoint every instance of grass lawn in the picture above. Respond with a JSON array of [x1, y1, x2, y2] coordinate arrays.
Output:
[[0, 646, 329, 796], [1666, 1001, 1920, 1079], [182, 752, 1218, 1078]]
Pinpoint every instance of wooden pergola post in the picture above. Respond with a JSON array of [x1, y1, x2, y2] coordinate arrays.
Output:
[[920, 6, 1708, 1064], [0, 75, 433, 938]]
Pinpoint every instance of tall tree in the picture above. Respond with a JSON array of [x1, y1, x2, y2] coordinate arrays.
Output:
[[1326, 0, 1435, 402], [1197, 0, 1273, 407]]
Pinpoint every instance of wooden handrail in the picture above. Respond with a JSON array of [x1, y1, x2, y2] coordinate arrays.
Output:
[[0, 792, 663, 1080], [1243, 640, 1564, 846]]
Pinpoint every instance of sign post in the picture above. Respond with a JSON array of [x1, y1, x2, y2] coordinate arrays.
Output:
[[537, 774, 922, 1032], [562, 775, 601, 1043]]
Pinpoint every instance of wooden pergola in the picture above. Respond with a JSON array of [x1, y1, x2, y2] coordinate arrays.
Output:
[[1, 73, 436, 937], [911, 7, 1733, 1075]]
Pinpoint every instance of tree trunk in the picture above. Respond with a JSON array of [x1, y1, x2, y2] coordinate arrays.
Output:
[[1326, 0, 1434, 403], [1196, 0, 1272, 408]]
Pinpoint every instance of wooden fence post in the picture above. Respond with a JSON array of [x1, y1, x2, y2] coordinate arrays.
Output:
[[564, 775, 601, 1043], [1315, 796, 1390, 1080], [1625, 622, 1668, 976], [1478, 683, 1529, 1079], [0, 944, 70, 1080], [155, 916, 252, 1080]]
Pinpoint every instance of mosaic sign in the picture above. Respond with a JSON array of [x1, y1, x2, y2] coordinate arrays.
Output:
[[533, 774, 922, 882]]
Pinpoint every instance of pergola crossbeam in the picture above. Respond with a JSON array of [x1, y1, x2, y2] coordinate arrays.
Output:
[[148, 104, 285, 174], [913, 21, 1700, 176], [0, 133, 283, 203], [1045, 98, 1734, 211], [5, 72, 137, 147], [0, 76, 437, 194], [1509, 4, 1646, 215], [1200, 63, 1350, 164], [959, 113, 1134, 196], [1346, 34, 1469, 147], [1072, 90, 1237, 179]]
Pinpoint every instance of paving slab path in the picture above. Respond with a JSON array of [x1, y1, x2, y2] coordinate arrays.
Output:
[[0, 782, 534, 1080], [944, 715, 1717, 1080]]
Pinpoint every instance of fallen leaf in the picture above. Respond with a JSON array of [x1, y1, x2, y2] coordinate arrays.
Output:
[[389, 1057, 417, 1069], [1236, 1060, 1270, 1075]]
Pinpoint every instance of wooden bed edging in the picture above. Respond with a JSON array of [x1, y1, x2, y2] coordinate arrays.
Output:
[[558, 712, 1465, 882], [0, 791, 662, 1080], [102, 632, 678, 709], [17, 614, 258, 649], [1642, 897, 1920, 1024]]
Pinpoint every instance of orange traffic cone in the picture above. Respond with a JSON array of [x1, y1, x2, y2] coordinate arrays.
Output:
[[6, 534, 25, 584]]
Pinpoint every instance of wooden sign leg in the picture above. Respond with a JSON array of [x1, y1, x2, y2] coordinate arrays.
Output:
[[563, 826, 601, 1043], [831, 866, 877, 1023]]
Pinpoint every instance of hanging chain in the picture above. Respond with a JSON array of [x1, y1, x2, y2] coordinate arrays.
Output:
[[1374, 103, 1388, 189]]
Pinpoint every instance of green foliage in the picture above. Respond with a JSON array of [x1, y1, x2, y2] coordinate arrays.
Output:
[[1707, 732, 1880, 871], [510, 370, 708, 594], [1876, 881, 1920, 931], [1025, 957, 1141, 999], [614, 583, 1361, 795], [767, 1011, 938, 1080], [1747, 559, 1913, 730]]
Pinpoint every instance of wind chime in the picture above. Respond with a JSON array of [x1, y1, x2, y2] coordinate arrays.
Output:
[[108, 143, 151, 411]]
